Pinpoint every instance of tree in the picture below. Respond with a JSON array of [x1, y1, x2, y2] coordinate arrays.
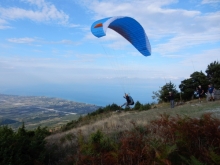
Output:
[[134, 101, 142, 110], [0, 124, 50, 165], [179, 71, 209, 100], [205, 61, 220, 89], [152, 81, 179, 103], [179, 78, 194, 101]]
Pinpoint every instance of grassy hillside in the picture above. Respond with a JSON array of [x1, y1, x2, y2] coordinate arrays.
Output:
[[47, 99, 220, 143], [44, 99, 220, 164]]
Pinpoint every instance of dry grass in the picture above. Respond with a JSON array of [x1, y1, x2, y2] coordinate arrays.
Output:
[[46, 99, 220, 147]]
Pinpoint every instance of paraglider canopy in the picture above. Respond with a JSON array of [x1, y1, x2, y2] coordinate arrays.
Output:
[[91, 16, 151, 56]]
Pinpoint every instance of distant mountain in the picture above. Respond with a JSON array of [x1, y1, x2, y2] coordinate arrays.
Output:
[[0, 94, 101, 129]]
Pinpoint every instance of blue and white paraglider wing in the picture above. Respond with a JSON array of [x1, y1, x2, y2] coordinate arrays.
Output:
[[91, 16, 151, 56]]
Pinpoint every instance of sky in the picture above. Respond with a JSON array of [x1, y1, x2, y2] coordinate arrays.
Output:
[[0, 0, 220, 106]]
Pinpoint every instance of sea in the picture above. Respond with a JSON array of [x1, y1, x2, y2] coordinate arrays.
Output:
[[0, 81, 162, 106]]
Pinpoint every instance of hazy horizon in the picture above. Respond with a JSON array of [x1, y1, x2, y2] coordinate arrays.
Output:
[[0, 78, 181, 106]]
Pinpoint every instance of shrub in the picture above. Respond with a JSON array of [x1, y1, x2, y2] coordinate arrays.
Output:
[[63, 113, 220, 165]]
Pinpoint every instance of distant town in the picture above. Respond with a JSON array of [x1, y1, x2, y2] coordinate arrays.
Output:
[[0, 94, 101, 129]]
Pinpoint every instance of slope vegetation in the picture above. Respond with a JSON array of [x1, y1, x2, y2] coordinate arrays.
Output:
[[45, 99, 220, 165]]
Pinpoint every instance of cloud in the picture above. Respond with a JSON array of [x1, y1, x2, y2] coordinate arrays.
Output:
[[180, 48, 220, 71], [51, 40, 80, 45], [1, 47, 219, 87], [0, 0, 78, 27], [7, 37, 36, 44], [21, 0, 48, 8], [201, 0, 220, 4], [7, 37, 80, 46], [0, 18, 11, 29], [154, 32, 220, 55], [0, 55, 114, 85]]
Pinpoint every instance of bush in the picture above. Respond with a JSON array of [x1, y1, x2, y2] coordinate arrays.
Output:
[[61, 113, 220, 165], [134, 101, 151, 111], [134, 101, 142, 110]]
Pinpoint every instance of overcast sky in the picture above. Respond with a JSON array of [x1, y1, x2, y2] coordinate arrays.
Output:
[[0, 0, 220, 105]]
